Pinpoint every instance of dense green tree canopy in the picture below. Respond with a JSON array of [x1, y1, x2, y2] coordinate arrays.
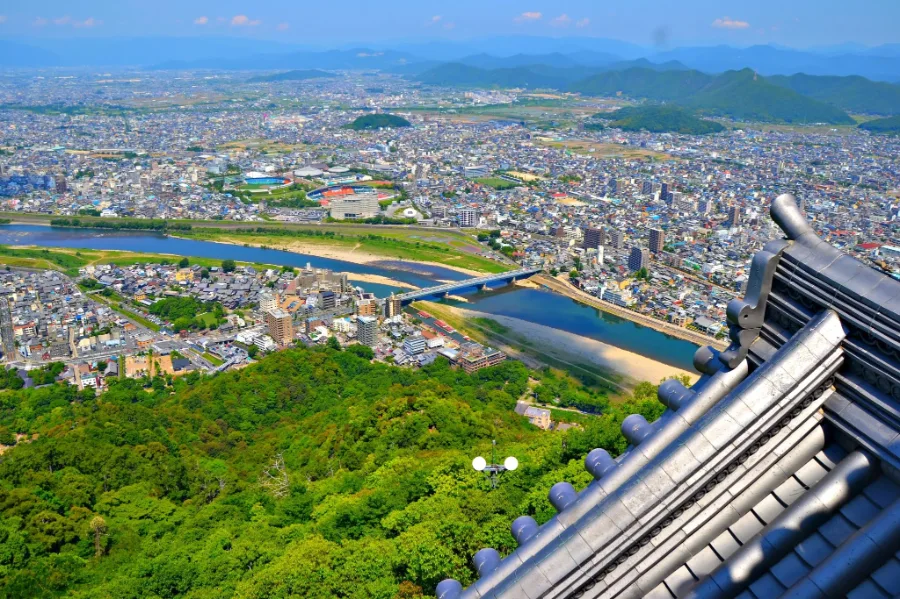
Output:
[[0, 347, 669, 598], [344, 114, 411, 130]]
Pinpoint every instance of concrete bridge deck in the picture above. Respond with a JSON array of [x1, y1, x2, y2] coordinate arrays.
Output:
[[392, 267, 542, 304]]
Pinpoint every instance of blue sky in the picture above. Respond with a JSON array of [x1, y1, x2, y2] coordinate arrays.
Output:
[[1, 0, 898, 47]]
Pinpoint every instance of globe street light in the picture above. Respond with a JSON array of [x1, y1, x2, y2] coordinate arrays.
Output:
[[473, 439, 518, 489]]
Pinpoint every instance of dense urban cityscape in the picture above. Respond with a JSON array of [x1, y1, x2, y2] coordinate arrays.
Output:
[[2, 9, 900, 598]]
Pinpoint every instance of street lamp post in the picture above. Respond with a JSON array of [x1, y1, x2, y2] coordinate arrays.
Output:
[[472, 439, 518, 489]]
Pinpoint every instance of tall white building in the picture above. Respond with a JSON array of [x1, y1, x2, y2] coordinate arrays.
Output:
[[459, 209, 479, 228]]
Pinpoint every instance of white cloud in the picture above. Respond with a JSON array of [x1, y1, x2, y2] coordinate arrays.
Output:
[[430, 15, 442, 24], [514, 11, 543, 23], [276, 22, 289, 31], [194, 16, 209, 25], [576, 17, 590, 28], [551, 14, 571, 27], [33, 17, 48, 26], [54, 16, 71, 25], [712, 16, 750, 29], [231, 15, 261, 26], [73, 17, 100, 28]]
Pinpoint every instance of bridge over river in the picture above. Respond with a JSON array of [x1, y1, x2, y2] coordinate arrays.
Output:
[[391, 267, 543, 305]]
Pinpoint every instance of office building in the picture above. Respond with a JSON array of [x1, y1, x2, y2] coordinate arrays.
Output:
[[601, 286, 633, 307], [319, 291, 336, 310], [649, 228, 665, 255], [583, 227, 606, 251], [265, 308, 294, 346], [449, 343, 506, 374], [356, 316, 377, 347], [641, 180, 653, 196], [329, 190, 379, 220], [628, 246, 650, 272], [403, 334, 427, 355], [55, 174, 67, 194]]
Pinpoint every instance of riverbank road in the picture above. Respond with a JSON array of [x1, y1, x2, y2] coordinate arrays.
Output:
[[535, 274, 728, 351]]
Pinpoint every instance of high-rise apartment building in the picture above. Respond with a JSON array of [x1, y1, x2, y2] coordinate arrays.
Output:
[[649, 228, 665, 255], [609, 230, 625, 250], [628, 246, 650, 272], [728, 205, 742, 227], [697, 199, 711, 215], [385, 294, 403, 319], [357, 316, 378, 347], [458, 209, 478, 228], [356, 299, 377, 316], [583, 227, 606, 250], [258, 292, 278, 313], [265, 308, 294, 346]]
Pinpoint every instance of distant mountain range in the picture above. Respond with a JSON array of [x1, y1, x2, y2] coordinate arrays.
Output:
[[2, 35, 900, 124], [2, 35, 900, 82], [416, 63, 900, 122]]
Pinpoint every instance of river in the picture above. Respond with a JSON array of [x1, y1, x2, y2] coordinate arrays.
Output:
[[0, 225, 700, 371]]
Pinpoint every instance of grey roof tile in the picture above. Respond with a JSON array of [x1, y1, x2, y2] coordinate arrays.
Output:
[[840, 495, 881, 528], [818, 514, 857, 546], [770, 552, 811, 588], [747, 572, 785, 598], [846, 578, 890, 599], [870, 558, 900, 595], [794, 533, 834, 568]]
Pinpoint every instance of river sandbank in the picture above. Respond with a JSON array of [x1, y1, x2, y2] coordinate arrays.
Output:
[[175, 234, 489, 277], [435, 303, 699, 386]]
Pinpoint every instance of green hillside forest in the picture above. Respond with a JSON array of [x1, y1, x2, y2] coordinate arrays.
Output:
[[859, 114, 900, 134], [345, 114, 412, 130], [0, 346, 670, 598], [247, 70, 337, 83], [767, 73, 900, 116], [590, 105, 726, 135], [414, 64, 886, 124]]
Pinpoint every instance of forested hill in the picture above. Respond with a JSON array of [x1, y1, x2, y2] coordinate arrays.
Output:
[[0, 345, 667, 598], [574, 68, 855, 124], [344, 113, 412, 130], [415, 64, 872, 124], [590, 105, 726, 135], [247, 69, 337, 83], [859, 114, 900, 134]]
